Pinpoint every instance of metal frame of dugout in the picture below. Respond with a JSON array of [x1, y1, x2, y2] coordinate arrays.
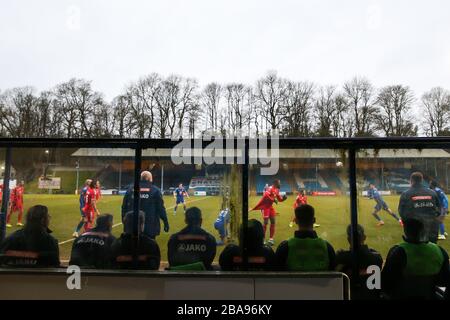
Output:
[[0, 137, 449, 299]]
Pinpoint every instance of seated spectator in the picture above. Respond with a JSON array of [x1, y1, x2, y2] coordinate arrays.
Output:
[[0, 205, 60, 267], [111, 211, 160, 270], [276, 204, 335, 271], [219, 219, 276, 271], [336, 224, 383, 300], [382, 218, 450, 299], [69, 214, 116, 269], [167, 207, 216, 270]]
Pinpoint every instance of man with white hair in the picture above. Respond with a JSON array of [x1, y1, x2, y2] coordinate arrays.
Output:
[[121, 171, 169, 240]]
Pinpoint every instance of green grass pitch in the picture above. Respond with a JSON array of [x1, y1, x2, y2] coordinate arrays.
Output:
[[4, 194, 450, 264]]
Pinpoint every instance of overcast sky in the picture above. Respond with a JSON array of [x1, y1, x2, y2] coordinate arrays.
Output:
[[1, 0, 449, 101]]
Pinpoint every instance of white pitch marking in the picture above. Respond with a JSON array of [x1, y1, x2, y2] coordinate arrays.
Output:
[[58, 196, 212, 246]]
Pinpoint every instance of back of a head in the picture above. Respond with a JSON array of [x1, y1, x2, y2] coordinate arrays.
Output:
[[94, 214, 113, 233], [240, 219, 264, 250], [294, 204, 315, 227], [141, 171, 153, 182], [346, 224, 365, 245], [185, 207, 202, 227], [410, 172, 423, 187], [25, 205, 49, 233], [403, 218, 425, 242], [89, 179, 96, 188], [123, 211, 145, 234]]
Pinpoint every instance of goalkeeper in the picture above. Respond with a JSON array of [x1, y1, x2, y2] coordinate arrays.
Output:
[[252, 179, 287, 246]]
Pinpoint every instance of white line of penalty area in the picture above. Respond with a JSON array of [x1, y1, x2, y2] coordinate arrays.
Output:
[[58, 196, 213, 246]]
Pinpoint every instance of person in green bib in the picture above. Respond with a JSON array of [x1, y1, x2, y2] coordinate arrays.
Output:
[[275, 204, 335, 271], [382, 218, 450, 299]]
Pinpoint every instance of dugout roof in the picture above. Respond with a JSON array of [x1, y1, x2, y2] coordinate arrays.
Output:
[[71, 148, 450, 159]]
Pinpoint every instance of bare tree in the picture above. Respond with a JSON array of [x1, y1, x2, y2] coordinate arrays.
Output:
[[225, 83, 248, 133], [374, 85, 417, 136], [254, 71, 288, 133], [343, 77, 378, 136], [422, 87, 450, 136], [153, 75, 198, 138], [0, 87, 38, 137], [201, 83, 222, 132], [331, 94, 353, 137], [53, 79, 105, 138], [121, 74, 160, 138], [134, 74, 159, 137], [314, 86, 336, 137], [282, 81, 314, 137], [35, 91, 56, 137], [111, 95, 130, 138]]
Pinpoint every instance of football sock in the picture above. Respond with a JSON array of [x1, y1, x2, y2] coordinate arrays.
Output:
[[372, 212, 382, 221], [263, 224, 268, 238], [75, 220, 84, 232], [269, 224, 275, 239], [18, 211, 23, 224], [390, 212, 400, 221], [440, 223, 445, 235]]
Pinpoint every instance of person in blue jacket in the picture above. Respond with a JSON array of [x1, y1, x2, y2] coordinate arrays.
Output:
[[430, 181, 449, 240], [121, 171, 169, 240]]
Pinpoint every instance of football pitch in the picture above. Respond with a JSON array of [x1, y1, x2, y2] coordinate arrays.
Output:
[[4, 194, 450, 264]]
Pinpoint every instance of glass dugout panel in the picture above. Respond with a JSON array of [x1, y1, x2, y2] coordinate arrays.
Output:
[[3, 147, 135, 266], [356, 148, 450, 259], [140, 146, 242, 270], [249, 148, 350, 257]]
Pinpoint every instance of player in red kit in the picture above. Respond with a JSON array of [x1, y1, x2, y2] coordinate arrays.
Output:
[[93, 180, 102, 220], [252, 179, 287, 246], [6, 181, 25, 227], [95, 180, 102, 201], [290, 189, 307, 228], [82, 180, 98, 232], [289, 189, 320, 229]]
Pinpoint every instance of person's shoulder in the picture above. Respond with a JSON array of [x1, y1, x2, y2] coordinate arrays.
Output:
[[204, 229, 217, 241], [141, 234, 159, 245], [276, 239, 289, 251], [140, 234, 160, 251], [3, 229, 24, 242], [368, 247, 382, 257], [336, 248, 351, 259], [222, 244, 240, 255], [367, 247, 383, 263], [320, 237, 335, 249], [41, 232, 59, 247], [386, 244, 404, 258], [151, 185, 162, 193], [169, 229, 181, 241], [437, 245, 449, 259], [260, 245, 275, 256]]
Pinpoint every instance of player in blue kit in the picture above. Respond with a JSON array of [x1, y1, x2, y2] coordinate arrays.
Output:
[[430, 180, 449, 240], [173, 183, 189, 215], [72, 179, 92, 238], [368, 183, 403, 227], [214, 208, 231, 245]]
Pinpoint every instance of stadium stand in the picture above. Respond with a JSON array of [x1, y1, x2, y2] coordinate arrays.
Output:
[[294, 170, 332, 193], [255, 170, 294, 194]]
